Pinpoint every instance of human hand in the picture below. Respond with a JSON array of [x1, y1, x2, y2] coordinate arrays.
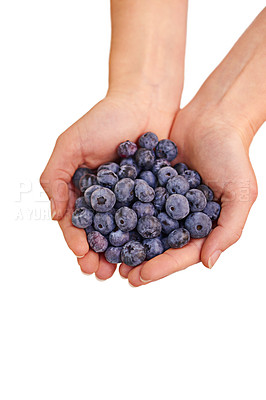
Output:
[[40, 93, 176, 279]]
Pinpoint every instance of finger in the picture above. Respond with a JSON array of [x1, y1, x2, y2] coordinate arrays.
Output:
[[131, 239, 205, 285], [40, 129, 83, 220], [78, 251, 100, 275], [119, 263, 134, 279], [58, 185, 89, 257], [201, 180, 258, 269], [95, 255, 117, 280]]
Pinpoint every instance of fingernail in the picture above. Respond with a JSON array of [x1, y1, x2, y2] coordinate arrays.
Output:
[[140, 276, 152, 283], [120, 275, 127, 280], [208, 250, 222, 269], [95, 276, 105, 282], [77, 254, 86, 259], [128, 282, 136, 288], [50, 198, 56, 220]]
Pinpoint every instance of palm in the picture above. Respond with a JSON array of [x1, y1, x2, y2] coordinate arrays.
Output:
[[122, 108, 257, 286]]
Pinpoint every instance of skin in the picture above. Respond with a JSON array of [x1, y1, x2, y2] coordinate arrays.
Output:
[[40, 4, 266, 284]]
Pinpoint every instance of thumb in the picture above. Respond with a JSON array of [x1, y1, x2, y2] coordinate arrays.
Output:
[[40, 130, 83, 220]]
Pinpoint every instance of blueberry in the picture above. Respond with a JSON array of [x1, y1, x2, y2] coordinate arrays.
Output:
[[115, 207, 138, 232], [184, 212, 212, 238], [132, 201, 156, 218], [87, 231, 108, 253], [197, 184, 214, 201], [134, 179, 155, 203], [173, 162, 188, 175], [84, 185, 102, 206], [152, 158, 171, 175], [118, 165, 138, 180], [139, 171, 157, 189], [137, 216, 162, 239], [85, 225, 94, 235], [104, 246, 122, 264], [90, 187, 116, 212], [129, 230, 142, 242], [94, 212, 116, 235], [79, 173, 98, 192], [165, 194, 190, 220], [109, 227, 130, 247], [114, 178, 135, 204], [203, 201, 221, 221], [121, 241, 146, 267], [157, 212, 180, 235], [72, 207, 94, 228], [72, 167, 93, 189], [143, 238, 164, 260], [166, 176, 190, 195], [98, 162, 120, 175], [168, 228, 190, 249], [135, 148, 155, 170], [155, 139, 178, 161], [75, 196, 89, 209], [181, 170, 201, 189], [117, 140, 138, 158], [153, 187, 169, 211], [97, 168, 118, 188], [120, 157, 140, 174], [161, 236, 170, 251], [185, 189, 207, 212], [157, 166, 178, 186], [138, 132, 159, 149]]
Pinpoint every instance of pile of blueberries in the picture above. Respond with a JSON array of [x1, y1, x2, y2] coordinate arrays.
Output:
[[72, 132, 221, 267]]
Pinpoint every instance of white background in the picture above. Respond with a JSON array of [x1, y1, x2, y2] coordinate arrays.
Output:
[[1, 1, 266, 399]]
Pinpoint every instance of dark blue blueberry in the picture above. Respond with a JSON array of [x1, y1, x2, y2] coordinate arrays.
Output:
[[139, 171, 157, 189], [90, 187, 116, 212], [115, 207, 138, 232], [157, 212, 180, 235], [155, 139, 178, 161], [181, 170, 201, 189], [129, 230, 142, 242], [184, 212, 212, 238], [161, 236, 170, 251], [153, 187, 169, 211], [166, 176, 190, 195], [121, 241, 146, 267], [87, 231, 108, 252], [104, 246, 122, 264], [84, 185, 102, 206], [173, 162, 188, 175], [114, 178, 135, 203], [137, 216, 162, 239], [109, 227, 130, 247], [157, 166, 178, 186], [117, 140, 138, 158], [97, 169, 118, 188], [152, 158, 171, 175], [79, 173, 98, 192], [75, 196, 89, 209], [135, 148, 155, 170], [185, 189, 207, 212], [168, 228, 190, 249], [197, 184, 214, 201], [138, 132, 159, 149], [118, 165, 138, 180], [72, 167, 93, 189], [134, 179, 155, 203], [143, 238, 164, 260], [165, 194, 190, 220], [93, 212, 116, 235], [98, 162, 120, 175], [72, 207, 94, 229], [120, 157, 140, 174], [132, 201, 156, 218], [203, 201, 221, 221], [85, 225, 94, 235]]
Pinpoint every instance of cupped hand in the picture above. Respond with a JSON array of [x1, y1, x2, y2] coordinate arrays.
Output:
[[40, 93, 176, 279], [122, 104, 258, 286]]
